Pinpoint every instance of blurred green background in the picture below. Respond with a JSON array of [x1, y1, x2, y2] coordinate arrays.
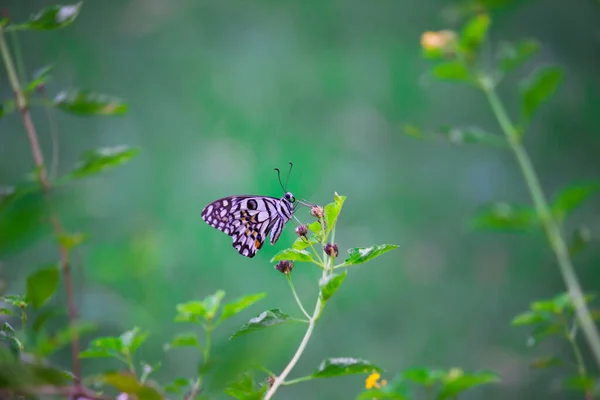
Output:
[[1, 0, 600, 398]]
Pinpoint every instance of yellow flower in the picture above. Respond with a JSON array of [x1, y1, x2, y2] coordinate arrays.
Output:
[[420, 30, 457, 51], [365, 371, 381, 389]]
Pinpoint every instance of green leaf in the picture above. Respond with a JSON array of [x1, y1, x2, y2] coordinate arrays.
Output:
[[292, 237, 319, 250], [460, 14, 491, 53], [102, 372, 163, 400], [437, 370, 500, 399], [25, 65, 54, 94], [569, 226, 591, 256], [69, 146, 139, 179], [13, 3, 81, 31], [324, 193, 346, 233], [511, 311, 549, 326], [520, 66, 564, 122], [37, 322, 96, 357], [356, 389, 409, 400], [432, 62, 471, 82], [531, 357, 563, 369], [175, 301, 206, 323], [25, 264, 60, 310], [312, 357, 383, 378], [80, 336, 123, 358], [79, 349, 113, 359], [220, 292, 267, 322], [563, 375, 598, 393], [229, 309, 293, 340], [164, 332, 200, 351], [402, 367, 445, 386], [472, 202, 537, 232], [1, 295, 28, 308], [57, 232, 87, 250], [344, 244, 399, 266], [120, 327, 149, 355], [528, 323, 563, 346], [203, 290, 226, 320], [270, 248, 313, 263], [0, 308, 13, 316], [319, 271, 347, 302], [551, 181, 600, 220], [54, 89, 128, 116], [437, 126, 507, 147], [496, 39, 540, 73], [224, 373, 268, 400], [165, 377, 191, 394]]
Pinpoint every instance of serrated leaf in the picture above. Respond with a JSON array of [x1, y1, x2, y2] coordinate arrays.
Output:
[[432, 62, 471, 82], [271, 248, 313, 263], [312, 357, 383, 378], [26, 265, 60, 310], [520, 66, 563, 122], [531, 357, 563, 369], [57, 232, 87, 250], [344, 244, 399, 266], [102, 372, 163, 400], [437, 370, 500, 399], [460, 14, 491, 53], [472, 202, 537, 232], [54, 89, 127, 116], [319, 271, 347, 302], [229, 309, 292, 340], [496, 39, 540, 74], [220, 293, 266, 322], [69, 146, 138, 179], [164, 332, 200, 351], [437, 126, 507, 147], [203, 290, 226, 320], [551, 181, 600, 220], [13, 3, 81, 31], [324, 193, 346, 233]]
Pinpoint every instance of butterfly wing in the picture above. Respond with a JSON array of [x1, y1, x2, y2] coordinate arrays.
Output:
[[201, 196, 281, 258]]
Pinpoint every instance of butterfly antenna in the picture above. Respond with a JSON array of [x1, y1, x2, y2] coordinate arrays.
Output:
[[284, 162, 293, 191], [274, 167, 285, 191]]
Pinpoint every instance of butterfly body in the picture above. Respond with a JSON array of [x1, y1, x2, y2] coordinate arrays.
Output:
[[201, 192, 296, 258]]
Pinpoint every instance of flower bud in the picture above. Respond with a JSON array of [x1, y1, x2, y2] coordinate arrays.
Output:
[[324, 243, 339, 258], [295, 224, 308, 237], [274, 260, 294, 275], [310, 205, 324, 219]]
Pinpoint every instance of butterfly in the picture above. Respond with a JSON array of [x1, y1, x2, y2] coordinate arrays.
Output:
[[201, 163, 311, 258]]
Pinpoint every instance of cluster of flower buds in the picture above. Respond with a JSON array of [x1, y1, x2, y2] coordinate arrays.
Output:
[[324, 243, 338, 258], [310, 205, 324, 219], [295, 224, 308, 237]]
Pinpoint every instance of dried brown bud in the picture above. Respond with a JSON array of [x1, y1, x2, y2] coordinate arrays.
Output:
[[310, 205, 324, 219], [274, 260, 294, 275], [267, 375, 276, 387], [324, 243, 339, 258], [295, 224, 308, 237]]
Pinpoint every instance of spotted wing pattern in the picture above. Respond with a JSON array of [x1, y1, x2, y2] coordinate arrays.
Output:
[[201, 195, 290, 258]]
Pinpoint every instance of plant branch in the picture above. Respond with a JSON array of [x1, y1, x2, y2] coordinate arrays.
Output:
[[186, 324, 213, 400], [479, 76, 600, 370], [0, 25, 82, 384], [287, 276, 310, 319]]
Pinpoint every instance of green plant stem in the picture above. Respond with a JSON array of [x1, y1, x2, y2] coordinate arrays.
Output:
[[281, 375, 315, 385], [0, 24, 82, 385], [287, 276, 310, 320], [186, 324, 212, 400], [264, 226, 334, 400], [479, 77, 600, 370]]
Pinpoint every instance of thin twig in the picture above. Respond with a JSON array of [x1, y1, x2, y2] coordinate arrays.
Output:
[[0, 24, 82, 385]]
